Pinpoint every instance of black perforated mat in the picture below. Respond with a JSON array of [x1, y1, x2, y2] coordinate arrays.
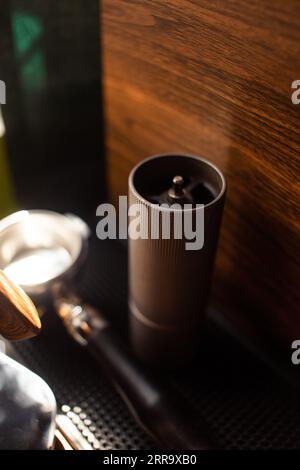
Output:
[[11, 238, 300, 449]]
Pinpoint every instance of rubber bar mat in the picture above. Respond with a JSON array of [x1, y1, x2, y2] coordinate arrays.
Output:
[[12, 237, 300, 449]]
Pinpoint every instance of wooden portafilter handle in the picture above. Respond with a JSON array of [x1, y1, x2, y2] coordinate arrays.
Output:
[[0, 270, 41, 341]]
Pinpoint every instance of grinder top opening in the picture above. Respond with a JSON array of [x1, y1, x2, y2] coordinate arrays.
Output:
[[129, 154, 226, 209]]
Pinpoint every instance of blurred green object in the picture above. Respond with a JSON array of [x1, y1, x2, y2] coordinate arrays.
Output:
[[12, 10, 46, 93], [0, 108, 17, 218]]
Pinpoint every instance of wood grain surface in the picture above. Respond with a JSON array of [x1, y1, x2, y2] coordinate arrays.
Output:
[[102, 0, 300, 350], [0, 270, 41, 341]]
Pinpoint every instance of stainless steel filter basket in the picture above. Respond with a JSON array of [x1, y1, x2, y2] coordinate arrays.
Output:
[[128, 154, 226, 367], [0, 210, 89, 306]]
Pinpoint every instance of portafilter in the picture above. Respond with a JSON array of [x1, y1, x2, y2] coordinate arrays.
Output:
[[0, 209, 217, 449]]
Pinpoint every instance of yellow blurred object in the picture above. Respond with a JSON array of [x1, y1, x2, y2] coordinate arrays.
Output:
[[0, 107, 17, 218]]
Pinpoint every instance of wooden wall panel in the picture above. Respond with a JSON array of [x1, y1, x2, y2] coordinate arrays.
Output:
[[102, 0, 300, 350]]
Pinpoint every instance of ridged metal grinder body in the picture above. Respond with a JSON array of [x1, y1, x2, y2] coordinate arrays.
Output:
[[128, 154, 226, 368]]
